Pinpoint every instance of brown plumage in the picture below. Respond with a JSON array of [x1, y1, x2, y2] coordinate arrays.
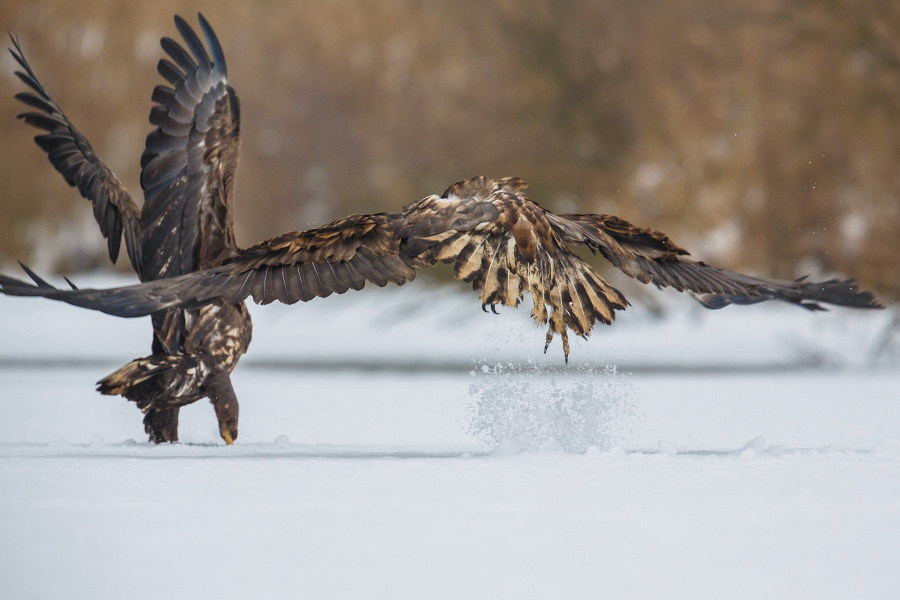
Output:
[[1, 175, 882, 364], [8, 15, 250, 444], [2, 19, 883, 445]]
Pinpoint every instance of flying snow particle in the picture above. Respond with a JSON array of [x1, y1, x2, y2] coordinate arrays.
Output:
[[465, 362, 638, 454]]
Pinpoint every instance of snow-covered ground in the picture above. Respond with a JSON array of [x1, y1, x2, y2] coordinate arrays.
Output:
[[0, 273, 898, 599]]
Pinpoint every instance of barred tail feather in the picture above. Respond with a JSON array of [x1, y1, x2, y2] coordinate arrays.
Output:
[[429, 223, 628, 359], [97, 356, 180, 398], [97, 354, 205, 414], [537, 253, 628, 360]]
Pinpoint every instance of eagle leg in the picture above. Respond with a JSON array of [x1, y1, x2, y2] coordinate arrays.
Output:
[[143, 407, 180, 444], [207, 371, 239, 445], [542, 323, 570, 363]]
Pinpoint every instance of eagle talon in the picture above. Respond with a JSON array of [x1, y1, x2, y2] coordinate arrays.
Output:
[[544, 327, 554, 354], [491, 303, 499, 315]]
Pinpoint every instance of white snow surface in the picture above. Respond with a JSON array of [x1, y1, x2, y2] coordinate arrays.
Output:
[[0, 273, 898, 599]]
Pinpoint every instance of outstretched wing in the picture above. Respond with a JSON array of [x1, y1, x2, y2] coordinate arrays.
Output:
[[0, 176, 883, 361], [140, 13, 241, 281], [9, 35, 142, 272], [0, 212, 415, 314], [546, 212, 882, 311]]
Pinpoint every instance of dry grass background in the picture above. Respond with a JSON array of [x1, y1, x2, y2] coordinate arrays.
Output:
[[0, 0, 897, 299]]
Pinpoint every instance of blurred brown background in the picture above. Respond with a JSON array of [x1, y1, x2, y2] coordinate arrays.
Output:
[[0, 0, 897, 299]]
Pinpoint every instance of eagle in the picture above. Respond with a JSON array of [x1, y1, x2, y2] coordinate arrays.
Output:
[[2, 15, 882, 445], [8, 15, 249, 444]]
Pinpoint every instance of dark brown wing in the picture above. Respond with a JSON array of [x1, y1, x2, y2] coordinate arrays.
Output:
[[140, 14, 240, 281], [213, 212, 417, 305], [550, 215, 880, 310], [0, 213, 416, 316], [9, 35, 142, 272], [546, 212, 883, 311]]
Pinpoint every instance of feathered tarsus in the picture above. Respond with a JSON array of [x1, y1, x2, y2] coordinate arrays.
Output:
[[2, 17, 882, 445]]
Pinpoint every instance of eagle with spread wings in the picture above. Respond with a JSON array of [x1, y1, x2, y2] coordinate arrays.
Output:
[[2, 15, 882, 445], [8, 15, 249, 444]]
